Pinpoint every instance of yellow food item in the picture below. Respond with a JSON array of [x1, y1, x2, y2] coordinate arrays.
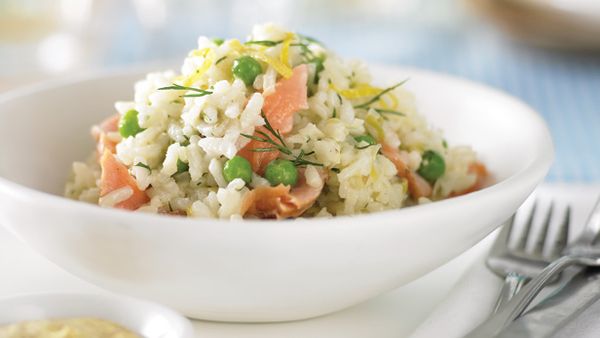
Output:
[[0, 318, 140, 338], [182, 48, 216, 86], [227, 38, 293, 78], [279, 32, 295, 67], [334, 83, 382, 99]]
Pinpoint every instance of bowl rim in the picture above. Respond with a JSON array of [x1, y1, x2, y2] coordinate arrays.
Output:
[[0, 65, 554, 228], [0, 291, 196, 337]]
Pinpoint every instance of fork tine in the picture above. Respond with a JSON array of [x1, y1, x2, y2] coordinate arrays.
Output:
[[515, 201, 537, 251], [489, 215, 516, 257], [547, 205, 571, 259], [532, 202, 554, 257], [504, 214, 516, 244]]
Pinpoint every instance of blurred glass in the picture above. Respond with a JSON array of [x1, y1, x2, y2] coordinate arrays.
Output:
[[0, 0, 598, 181], [0, 0, 473, 88], [466, 0, 600, 50], [0, 1, 82, 87], [0, 2, 59, 41]]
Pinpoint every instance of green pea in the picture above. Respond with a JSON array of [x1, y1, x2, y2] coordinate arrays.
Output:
[[223, 156, 252, 184], [417, 150, 446, 182], [213, 38, 224, 46], [232, 56, 263, 86], [176, 159, 189, 174], [354, 134, 376, 147], [264, 159, 298, 186], [119, 109, 144, 138]]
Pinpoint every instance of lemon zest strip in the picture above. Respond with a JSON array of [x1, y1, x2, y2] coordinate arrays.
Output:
[[182, 48, 215, 87], [249, 51, 293, 79], [280, 32, 295, 68]]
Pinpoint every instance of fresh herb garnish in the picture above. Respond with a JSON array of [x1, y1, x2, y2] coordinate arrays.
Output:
[[244, 40, 282, 47], [172, 158, 189, 177], [241, 111, 323, 167], [298, 33, 324, 46], [292, 42, 316, 59], [354, 134, 377, 150], [215, 56, 227, 65], [332, 107, 337, 118], [353, 80, 409, 116], [179, 135, 191, 146], [373, 108, 405, 116], [158, 83, 213, 98], [135, 162, 151, 171], [331, 167, 341, 173]]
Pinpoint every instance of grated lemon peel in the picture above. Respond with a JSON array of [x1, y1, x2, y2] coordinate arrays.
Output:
[[280, 32, 295, 67], [331, 83, 399, 109], [182, 48, 215, 87], [228, 38, 293, 79]]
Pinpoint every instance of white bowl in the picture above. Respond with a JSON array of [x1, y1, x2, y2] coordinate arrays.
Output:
[[0, 292, 195, 337], [0, 65, 553, 322]]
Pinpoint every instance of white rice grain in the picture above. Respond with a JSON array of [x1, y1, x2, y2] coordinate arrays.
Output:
[[99, 186, 133, 208]]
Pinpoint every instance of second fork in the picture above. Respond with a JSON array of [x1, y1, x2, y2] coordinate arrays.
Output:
[[487, 201, 570, 312]]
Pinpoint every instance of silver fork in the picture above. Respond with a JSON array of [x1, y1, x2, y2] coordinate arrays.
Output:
[[465, 196, 600, 337], [487, 201, 570, 313]]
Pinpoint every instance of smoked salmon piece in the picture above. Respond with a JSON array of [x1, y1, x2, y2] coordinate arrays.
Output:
[[450, 161, 489, 197], [100, 150, 149, 210], [237, 127, 280, 176], [262, 64, 309, 133], [239, 65, 309, 174], [92, 114, 120, 155], [241, 168, 326, 219], [99, 114, 120, 133], [380, 143, 432, 199]]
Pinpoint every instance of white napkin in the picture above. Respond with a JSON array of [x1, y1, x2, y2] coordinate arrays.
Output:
[[553, 298, 600, 337], [409, 233, 501, 338], [409, 183, 600, 338]]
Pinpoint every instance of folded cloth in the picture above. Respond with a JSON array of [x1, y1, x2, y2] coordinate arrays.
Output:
[[498, 268, 600, 338], [409, 184, 600, 338], [408, 233, 501, 338], [553, 295, 600, 338]]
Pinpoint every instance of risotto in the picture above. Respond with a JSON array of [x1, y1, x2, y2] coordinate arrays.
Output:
[[65, 23, 489, 219]]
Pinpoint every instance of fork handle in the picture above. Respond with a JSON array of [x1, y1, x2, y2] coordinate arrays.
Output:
[[493, 272, 528, 313], [464, 255, 578, 337]]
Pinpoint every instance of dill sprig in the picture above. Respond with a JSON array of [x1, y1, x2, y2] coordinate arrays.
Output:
[[354, 79, 408, 109], [245, 40, 282, 47], [244, 37, 321, 66], [215, 56, 227, 65], [158, 83, 213, 98], [241, 111, 323, 167], [298, 33, 324, 46], [356, 143, 377, 150], [292, 42, 316, 59], [373, 108, 405, 116], [134, 162, 151, 171], [244, 40, 317, 60], [353, 79, 409, 116]]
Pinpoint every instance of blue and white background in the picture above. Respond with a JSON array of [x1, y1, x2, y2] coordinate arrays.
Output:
[[1, 0, 599, 182]]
